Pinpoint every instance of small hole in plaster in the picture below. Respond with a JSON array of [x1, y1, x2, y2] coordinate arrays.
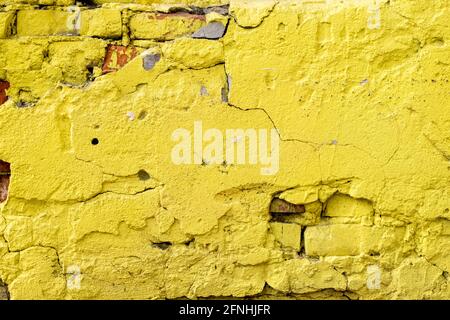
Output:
[[430, 37, 445, 47], [138, 111, 147, 120], [138, 170, 150, 181], [278, 22, 287, 31], [91, 138, 99, 145]]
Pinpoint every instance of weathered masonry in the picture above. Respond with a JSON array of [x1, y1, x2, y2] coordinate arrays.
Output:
[[0, 0, 449, 300]]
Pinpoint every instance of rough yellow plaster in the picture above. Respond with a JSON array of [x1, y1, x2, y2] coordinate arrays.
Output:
[[0, 37, 107, 104], [0, 0, 449, 300], [80, 9, 122, 38], [0, 0, 74, 4], [93, 0, 228, 5], [129, 12, 206, 40]]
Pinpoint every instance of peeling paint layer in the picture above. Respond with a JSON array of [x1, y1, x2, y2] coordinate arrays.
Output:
[[0, 0, 449, 300]]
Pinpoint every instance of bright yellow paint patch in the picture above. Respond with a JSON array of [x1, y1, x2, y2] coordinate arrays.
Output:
[[0, 0, 449, 300]]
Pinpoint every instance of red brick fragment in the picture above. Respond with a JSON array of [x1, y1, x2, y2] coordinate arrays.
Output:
[[0, 160, 10, 203], [270, 198, 306, 214], [102, 45, 139, 74], [0, 81, 10, 105]]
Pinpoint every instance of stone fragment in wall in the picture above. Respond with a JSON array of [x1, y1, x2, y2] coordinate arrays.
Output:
[[270, 222, 301, 251], [192, 22, 226, 39], [129, 12, 206, 41], [16, 9, 80, 36], [142, 53, 161, 71]]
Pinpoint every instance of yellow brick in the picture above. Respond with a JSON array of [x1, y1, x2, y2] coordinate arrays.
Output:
[[270, 222, 301, 250], [325, 193, 374, 217], [390, 257, 444, 300], [0, 0, 449, 300], [16, 10, 76, 37], [0, 12, 15, 39], [129, 12, 206, 40], [267, 259, 347, 294], [305, 224, 405, 256], [80, 9, 122, 38], [161, 38, 224, 69]]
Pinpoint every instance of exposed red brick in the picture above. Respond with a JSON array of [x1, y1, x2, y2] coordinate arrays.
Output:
[[0, 160, 10, 203], [102, 45, 139, 74], [154, 13, 205, 21], [270, 198, 306, 214], [0, 161, 10, 173], [0, 81, 10, 105]]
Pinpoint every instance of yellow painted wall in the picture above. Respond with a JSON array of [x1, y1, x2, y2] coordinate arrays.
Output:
[[0, 0, 449, 300]]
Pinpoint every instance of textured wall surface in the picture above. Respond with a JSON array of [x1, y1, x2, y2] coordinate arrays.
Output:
[[0, 0, 449, 300]]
